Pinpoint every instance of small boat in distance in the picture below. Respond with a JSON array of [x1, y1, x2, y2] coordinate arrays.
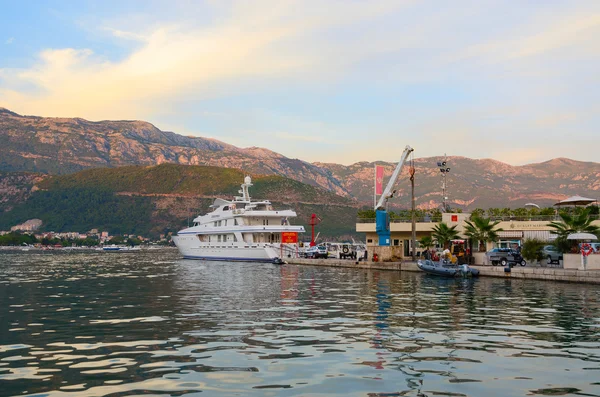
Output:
[[99, 245, 141, 252], [172, 176, 305, 262]]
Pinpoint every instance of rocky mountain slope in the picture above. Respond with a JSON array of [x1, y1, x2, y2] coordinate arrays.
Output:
[[2, 107, 599, 210], [0, 108, 346, 196], [0, 171, 45, 212], [316, 157, 600, 209]]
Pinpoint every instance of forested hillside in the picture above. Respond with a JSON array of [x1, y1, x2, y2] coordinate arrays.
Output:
[[0, 164, 360, 239]]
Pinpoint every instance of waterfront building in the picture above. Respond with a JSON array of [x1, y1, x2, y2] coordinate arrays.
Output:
[[357, 212, 600, 258]]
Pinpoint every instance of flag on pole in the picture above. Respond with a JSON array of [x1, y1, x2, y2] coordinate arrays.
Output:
[[375, 165, 384, 195]]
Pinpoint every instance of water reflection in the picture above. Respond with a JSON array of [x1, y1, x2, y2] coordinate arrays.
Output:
[[0, 250, 598, 397]]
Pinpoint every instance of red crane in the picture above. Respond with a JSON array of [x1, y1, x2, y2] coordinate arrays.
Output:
[[308, 213, 322, 246]]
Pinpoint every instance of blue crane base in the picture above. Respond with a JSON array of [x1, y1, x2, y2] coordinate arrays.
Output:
[[375, 210, 391, 246]]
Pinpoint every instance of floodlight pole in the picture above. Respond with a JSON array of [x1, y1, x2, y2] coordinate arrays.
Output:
[[442, 173, 447, 212], [438, 154, 450, 212], [410, 165, 416, 261]]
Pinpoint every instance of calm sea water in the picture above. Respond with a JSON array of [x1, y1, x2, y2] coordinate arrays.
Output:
[[0, 249, 599, 397]]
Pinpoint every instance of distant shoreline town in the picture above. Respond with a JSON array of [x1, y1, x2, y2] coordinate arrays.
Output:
[[1, 218, 172, 247]]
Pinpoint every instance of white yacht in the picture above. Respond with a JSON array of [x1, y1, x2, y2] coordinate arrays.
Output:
[[172, 176, 305, 262]]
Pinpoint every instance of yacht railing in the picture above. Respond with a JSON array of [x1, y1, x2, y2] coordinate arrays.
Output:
[[265, 243, 302, 258]]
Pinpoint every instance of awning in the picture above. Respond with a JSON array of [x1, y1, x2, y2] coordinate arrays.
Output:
[[567, 232, 598, 240], [523, 230, 553, 242], [554, 195, 597, 206], [498, 231, 523, 238]]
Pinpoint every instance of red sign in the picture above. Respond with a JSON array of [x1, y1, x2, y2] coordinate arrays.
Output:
[[375, 165, 384, 195], [451, 215, 458, 222], [281, 232, 298, 243]]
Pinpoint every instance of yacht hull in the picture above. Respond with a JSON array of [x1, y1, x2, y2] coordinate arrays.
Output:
[[173, 236, 287, 262]]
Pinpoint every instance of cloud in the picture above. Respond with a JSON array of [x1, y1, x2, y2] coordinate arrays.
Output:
[[5, 37, 14, 44], [103, 27, 147, 42], [1, 1, 599, 166], [1, 26, 299, 119], [275, 132, 324, 142], [0, 0, 410, 121], [534, 112, 579, 128], [508, 13, 600, 61], [450, 10, 600, 70]]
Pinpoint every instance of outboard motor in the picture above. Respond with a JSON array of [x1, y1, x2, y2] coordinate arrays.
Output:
[[461, 263, 469, 277]]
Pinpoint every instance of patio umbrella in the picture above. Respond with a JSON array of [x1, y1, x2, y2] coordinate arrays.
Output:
[[554, 195, 597, 206], [566, 232, 598, 240]]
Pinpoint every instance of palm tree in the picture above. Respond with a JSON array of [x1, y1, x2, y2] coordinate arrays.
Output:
[[418, 235, 434, 259], [463, 216, 503, 252], [418, 235, 434, 250], [548, 208, 600, 253], [431, 222, 460, 249], [471, 208, 486, 218], [511, 208, 528, 219]]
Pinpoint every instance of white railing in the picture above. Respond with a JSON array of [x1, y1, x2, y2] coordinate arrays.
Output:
[[265, 243, 301, 258]]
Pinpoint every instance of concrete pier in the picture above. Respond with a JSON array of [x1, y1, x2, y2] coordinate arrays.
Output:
[[287, 258, 402, 271], [286, 258, 600, 284]]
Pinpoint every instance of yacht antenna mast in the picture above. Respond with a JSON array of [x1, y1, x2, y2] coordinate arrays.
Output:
[[237, 176, 253, 201]]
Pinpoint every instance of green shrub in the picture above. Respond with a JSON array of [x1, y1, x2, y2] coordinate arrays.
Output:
[[521, 238, 545, 262]]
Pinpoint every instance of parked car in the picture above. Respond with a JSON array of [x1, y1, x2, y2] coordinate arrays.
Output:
[[338, 243, 358, 259], [303, 245, 328, 259], [541, 245, 563, 265], [485, 248, 526, 267]]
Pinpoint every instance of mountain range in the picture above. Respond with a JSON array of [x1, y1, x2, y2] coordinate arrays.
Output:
[[1, 107, 599, 211], [0, 107, 345, 196]]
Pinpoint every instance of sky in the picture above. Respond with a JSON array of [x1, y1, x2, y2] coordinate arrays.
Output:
[[1, 0, 599, 166]]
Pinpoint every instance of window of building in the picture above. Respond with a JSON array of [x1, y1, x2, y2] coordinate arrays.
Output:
[[498, 240, 520, 249]]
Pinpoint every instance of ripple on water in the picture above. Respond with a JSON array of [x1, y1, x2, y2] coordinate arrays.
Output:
[[0, 251, 599, 397]]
